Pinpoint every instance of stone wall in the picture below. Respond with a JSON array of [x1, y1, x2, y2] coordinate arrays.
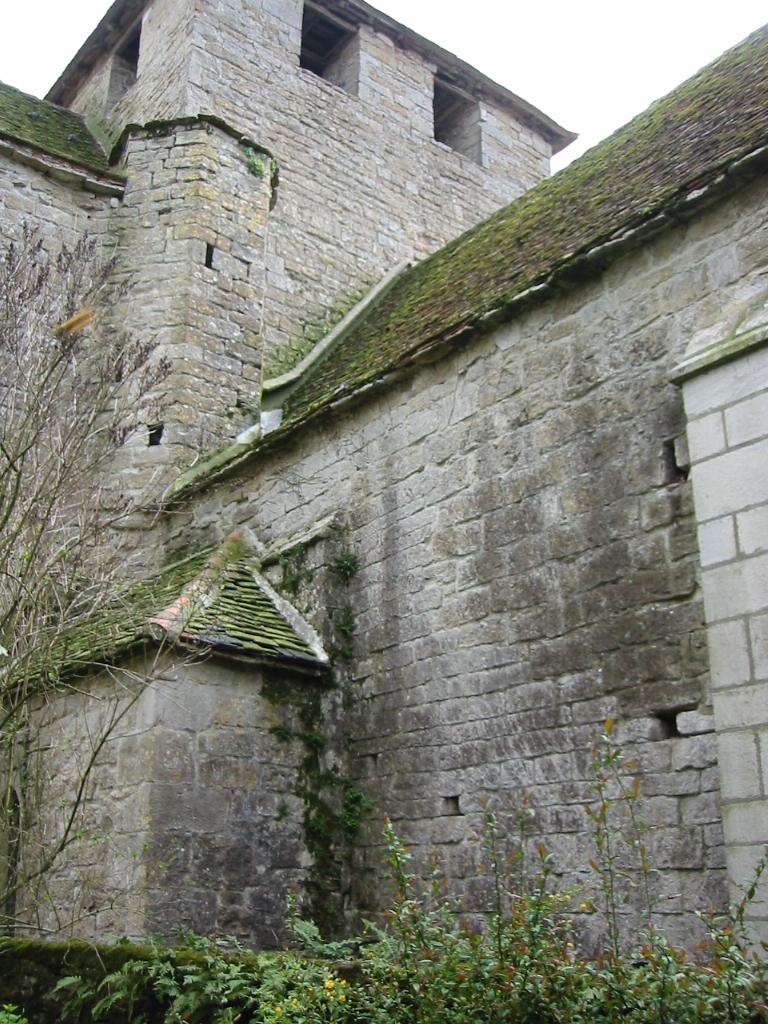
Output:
[[14, 659, 152, 940], [15, 651, 332, 948], [67, 0, 195, 139], [190, 0, 553, 373], [155, 176, 768, 947], [678, 311, 768, 943], [64, 0, 556, 375], [0, 146, 115, 252]]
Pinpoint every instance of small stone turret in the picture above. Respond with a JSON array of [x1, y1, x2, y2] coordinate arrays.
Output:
[[107, 118, 273, 490]]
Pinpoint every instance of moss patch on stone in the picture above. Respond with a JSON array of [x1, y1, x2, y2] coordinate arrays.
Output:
[[181, 559, 318, 664], [36, 552, 208, 683], [264, 281, 375, 380], [0, 936, 266, 1024], [0, 81, 110, 172]]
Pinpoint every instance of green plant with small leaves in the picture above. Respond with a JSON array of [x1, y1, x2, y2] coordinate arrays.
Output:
[[53, 933, 356, 1024], [331, 553, 360, 583], [341, 785, 373, 838], [0, 1006, 28, 1024], [244, 146, 266, 178], [45, 732, 768, 1023], [277, 543, 311, 598]]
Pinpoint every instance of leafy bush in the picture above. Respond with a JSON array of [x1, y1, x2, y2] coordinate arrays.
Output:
[[51, 728, 768, 1023], [53, 934, 354, 1024], [0, 1007, 28, 1024]]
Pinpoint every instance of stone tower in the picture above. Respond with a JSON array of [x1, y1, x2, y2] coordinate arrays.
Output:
[[43, 0, 572, 480]]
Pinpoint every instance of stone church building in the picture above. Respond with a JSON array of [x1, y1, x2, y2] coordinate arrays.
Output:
[[1, 0, 768, 950]]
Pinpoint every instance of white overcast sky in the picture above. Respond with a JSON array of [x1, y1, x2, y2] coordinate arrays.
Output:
[[1, 0, 766, 170]]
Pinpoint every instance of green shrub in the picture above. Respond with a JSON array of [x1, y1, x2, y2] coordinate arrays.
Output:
[[49, 728, 768, 1023], [0, 1007, 29, 1024]]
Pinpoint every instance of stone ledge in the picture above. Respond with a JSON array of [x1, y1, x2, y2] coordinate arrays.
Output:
[[671, 322, 768, 384]]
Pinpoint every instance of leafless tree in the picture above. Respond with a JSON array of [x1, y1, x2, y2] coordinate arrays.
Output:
[[0, 227, 167, 933]]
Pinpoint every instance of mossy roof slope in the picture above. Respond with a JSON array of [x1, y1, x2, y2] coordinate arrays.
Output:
[[47, 551, 323, 680], [281, 24, 768, 426], [0, 81, 109, 172], [176, 560, 319, 665]]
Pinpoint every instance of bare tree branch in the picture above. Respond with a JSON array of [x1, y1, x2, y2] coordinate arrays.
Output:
[[0, 226, 169, 934]]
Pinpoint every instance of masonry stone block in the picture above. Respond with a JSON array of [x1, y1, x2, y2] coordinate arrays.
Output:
[[747, 611, 768, 681], [652, 829, 705, 870], [683, 338, 768, 419], [681, 791, 721, 825], [693, 437, 768, 521], [738, 505, 768, 556], [671, 735, 717, 771], [716, 732, 763, 801], [714, 685, 768, 732], [677, 710, 716, 735], [707, 618, 752, 687], [722, 800, 768, 845], [725, 845, 768, 913], [703, 553, 768, 622], [687, 410, 726, 462], [697, 515, 737, 566], [724, 389, 768, 448]]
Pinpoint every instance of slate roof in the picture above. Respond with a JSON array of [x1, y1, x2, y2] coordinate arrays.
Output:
[[171, 22, 768, 498], [150, 556, 324, 669], [0, 81, 110, 173], [38, 538, 327, 682]]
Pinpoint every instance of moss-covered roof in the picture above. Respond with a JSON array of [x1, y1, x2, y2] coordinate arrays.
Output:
[[169, 23, 768, 500], [165, 560, 322, 667], [278, 24, 768, 426], [44, 542, 327, 681], [0, 81, 110, 173]]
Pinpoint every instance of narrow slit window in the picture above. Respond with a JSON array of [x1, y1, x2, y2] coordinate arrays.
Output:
[[108, 23, 141, 106], [148, 423, 164, 447], [300, 4, 359, 95], [433, 78, 482, 165], [442, 795, 462, 816], [205, 243, 215, 270]]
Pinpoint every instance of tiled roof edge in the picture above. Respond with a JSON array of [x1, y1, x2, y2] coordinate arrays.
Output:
[[0, 136, 125, 193], [262, 260, 410, 410], [250, 568, 330, 666], [0, 80, 113, 176], [167, 138, 768, 503]]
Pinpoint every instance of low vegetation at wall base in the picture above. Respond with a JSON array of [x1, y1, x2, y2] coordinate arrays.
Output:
[[3, 731, 767, 1023]]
